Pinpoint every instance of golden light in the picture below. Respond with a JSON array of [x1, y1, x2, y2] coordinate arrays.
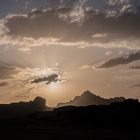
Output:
[[48, 81, 60, 92]]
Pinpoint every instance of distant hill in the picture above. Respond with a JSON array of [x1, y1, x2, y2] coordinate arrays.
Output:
[[0, 96, 47, 118], [0, 98, 140, 140], [57, 90, 125, 107]]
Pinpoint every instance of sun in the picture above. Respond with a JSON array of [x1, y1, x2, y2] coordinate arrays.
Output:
[[48, 81, 60, 91]]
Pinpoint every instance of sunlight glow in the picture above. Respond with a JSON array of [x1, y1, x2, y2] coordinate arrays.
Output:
[[48, 82, 60, 92]]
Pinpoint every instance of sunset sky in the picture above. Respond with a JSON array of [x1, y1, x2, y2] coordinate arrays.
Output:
[[1, 0, 140, 106]]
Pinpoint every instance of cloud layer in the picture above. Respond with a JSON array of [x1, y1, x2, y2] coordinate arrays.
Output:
[[0, 64, 17, 79], [1, 5, 140, 42], [0, 81, 8, 87], [99, 52, 140, 68]]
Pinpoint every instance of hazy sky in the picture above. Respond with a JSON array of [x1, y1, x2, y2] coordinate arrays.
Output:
[[1, 0, 140, 106]]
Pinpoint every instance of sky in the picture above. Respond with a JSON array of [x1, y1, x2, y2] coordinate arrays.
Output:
[[1, 0, 140, 106]]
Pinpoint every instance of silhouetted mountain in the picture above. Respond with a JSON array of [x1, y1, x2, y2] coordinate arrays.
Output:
[[57, 90, 125, 107], [0, 98, 140, 140], [0, 96, 47, 118]]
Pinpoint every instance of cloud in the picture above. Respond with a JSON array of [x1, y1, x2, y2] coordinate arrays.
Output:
[[4, 10, 75, 40], [68, 0, 88, 23], [1, 5, 140, 53], [99, 51, 140, 68], [12, 67, 66, 89], [0, 1, 140, 54], [0, 63, 64, 89], [0, 81, 8, 87], [0, 65, 67, 102], [80, 64, 91, 70], [31, 74, 61, 84], [130, 65, 140, 69], [105, 51, 112, 56], [1, 6, 140, 43], [0, 64, 17, 79], [131, 83, 140, 88], [107, 0, 136, 15]]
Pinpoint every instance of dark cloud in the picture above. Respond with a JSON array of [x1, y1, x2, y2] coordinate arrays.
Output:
[[28, 87, 35, 91], [4, 8, 78, 41], [99, 52, 140, 68], [0, 64, 17, 79], [31, 74, 60, 84], [0, 82, 8, 87], [0, 0, 68, 18], [3, 7, 140, 42], [131, 83, 140, 88], [130, 65, 140, 69]]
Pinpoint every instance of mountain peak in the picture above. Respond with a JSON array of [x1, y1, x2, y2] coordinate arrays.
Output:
[[81, 90, 103, 99], [57, 90, 125, 107], [82, 90, 93, 96]]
